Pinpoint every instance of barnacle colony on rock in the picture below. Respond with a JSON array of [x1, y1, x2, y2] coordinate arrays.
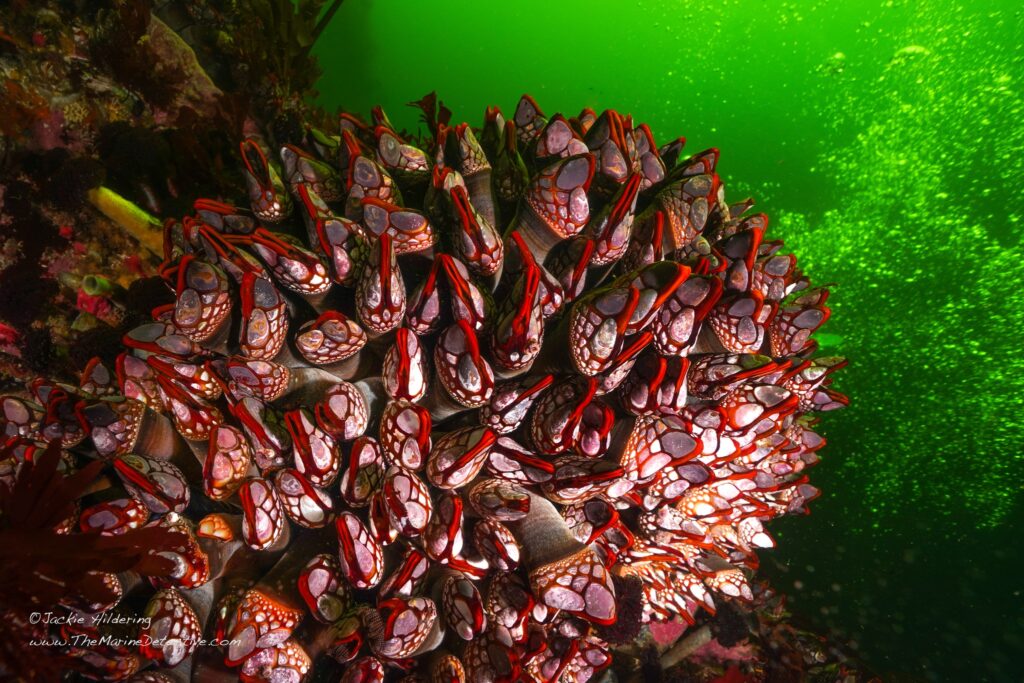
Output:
[[0, 94, 845, 681]]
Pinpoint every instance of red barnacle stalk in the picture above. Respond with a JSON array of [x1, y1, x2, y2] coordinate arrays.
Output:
[[240, 138, 292, 223], [238, 138, 288, 222], [752, 240, 797, 301], [294, 310, 368, 371], [575, 396, 616, 457], [194, 197, 256, 235], [238, 477, 286, 551], [167, 254, 232, 344], [315, 380, 370, 441], [625, 260, 692, 334], [541, 456, 628, 506], [365, 596, 439, 659], [239, 639, 312, 682], [114, 454, 190, 514], [80, 356, 117, 397], [770, 286, 831, 357], [272, 468, 334, 528], [468, 478, 531, 522], [357, 232, 406, 334], [512, 153, 595, 262], [79, 496, 150, 535], [423, 490, 465, 563], [448, 122, 498, 228], [473, 518, 521, 571], [687, 352, 783, 401], [493, 119, 530, 211], [633, 122, 668, 190], [362, 197, 436, 255], [36, 384, 89, 447], [224, 357, 291, 402], [150, 514, 212, 589], [514, 94, 547, 146], [342, 133, 402, 221], [585, 109, 634, 189], [586, 172, 643, 267], [506, 230, 563, 320], [382, 465, 434, 537], [282, 143, 344, 202], [536, 113, 590, 161], [567, 281, 640, 376], [154, 372, 224, 441], [547, 237, 596, 305], [224, 532, 330, 666], [425, 426, 496, 490], [375, 125, 431, 185], [652, 167, 721, 253], [1, 396, 42, 440], [652, 272, 724, 356], [225, 587, 304, 667], [449, 184, 504, 278], [299, 184, 365, 286], [464, 628, 523, 683], [123, 319, 204, 361], [490, 245, 544, 373], [285, 407, 340, 487], [405, 254, 444, 334], [439, 254, 486, 324], [298, 553, 350, 623], [529, 376, 599, 456], [336, 511, 384, 588], [78, 396, 145, 458], [719, 223, 765, 293], [486, 436, 556, 486], [480, 374, 554, 435], [338, 436, 385, 508], [239, 227, 332, 299], [440, 572, 487, 640], [239, 271, 290, 360], [382, 327, 430, 402], [784, 356, 848, 412], [368, 490, 396, 545], [620, 351, 691, 416], [432, 320, 495, 411], [226, 393, 291, 471], [139, 587, 202, 667], [340, 655, 386, 683], [379, 544, 431, 599], [574, 106, 598, 136], [379, 399, 433, 470], [147, 356, 222, 403]]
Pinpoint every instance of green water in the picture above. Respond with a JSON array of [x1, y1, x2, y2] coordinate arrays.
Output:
[[313, 1, 1024, 679]]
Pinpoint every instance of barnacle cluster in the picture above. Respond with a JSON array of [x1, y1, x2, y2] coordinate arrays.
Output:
[[0, 94, 844, 681]]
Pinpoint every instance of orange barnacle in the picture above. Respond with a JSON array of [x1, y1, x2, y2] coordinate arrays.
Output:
[[197, 512, 236, 541]]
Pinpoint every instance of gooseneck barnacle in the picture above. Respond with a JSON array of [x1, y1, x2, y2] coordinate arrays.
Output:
[[0, 93, 843, 682]]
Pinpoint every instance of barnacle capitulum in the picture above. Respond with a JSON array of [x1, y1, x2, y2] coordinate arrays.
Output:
[[3, 93, 844, 681]]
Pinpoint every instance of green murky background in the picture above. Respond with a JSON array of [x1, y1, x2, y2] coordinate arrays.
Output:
[[313, 1, 1024, 679]]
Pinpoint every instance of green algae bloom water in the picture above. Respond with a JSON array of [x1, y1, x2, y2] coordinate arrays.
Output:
[[316, 1, 1023, 680]]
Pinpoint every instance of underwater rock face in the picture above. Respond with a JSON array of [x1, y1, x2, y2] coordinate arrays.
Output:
[[0, 94, 843, 681]]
